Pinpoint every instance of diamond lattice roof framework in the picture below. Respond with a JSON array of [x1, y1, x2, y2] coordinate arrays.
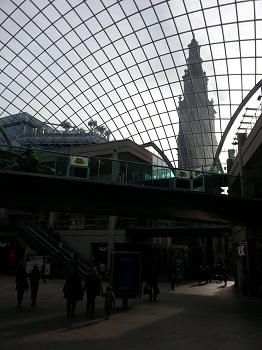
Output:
[[1, 0, 262, 169]]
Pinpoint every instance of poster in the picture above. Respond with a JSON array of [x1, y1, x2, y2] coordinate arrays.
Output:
[[25, 255, 51, 275]]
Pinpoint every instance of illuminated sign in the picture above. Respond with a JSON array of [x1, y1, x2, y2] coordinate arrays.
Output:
[[176, 170, 190, 179], [70, 156, 89, 167], [237, 246, 245, 256]]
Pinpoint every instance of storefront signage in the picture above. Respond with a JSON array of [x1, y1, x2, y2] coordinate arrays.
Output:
[[176, 169, 190, 179], [98, 246, 108, 251], [237, 246, 245, 256], [70, 155, 89, 167]]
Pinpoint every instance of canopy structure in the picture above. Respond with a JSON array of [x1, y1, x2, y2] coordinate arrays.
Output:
[[1, 0, 262, 171]]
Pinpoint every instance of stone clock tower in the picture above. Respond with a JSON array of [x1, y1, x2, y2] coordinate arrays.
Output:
[[177, 36, 218, 168]]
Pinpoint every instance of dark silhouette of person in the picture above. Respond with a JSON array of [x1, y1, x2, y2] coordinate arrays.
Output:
[[48, 226, 54, 237], [101, 285, 115, 320], [222, 266, 228, 287], [216, 263, 223, 283], [15, 260, 29, 309], [70, 251, 79, 269], [147, 266, 159, 301], [29, 264, 40, 306], [98, 262, 107, 281], [41, 262, 47, 283], [62, 268, 83, 317], [205, 265, 212, 284], [170, 263, 177, 291], [198, 265, 204, 285], [83, 267, 103, 319]]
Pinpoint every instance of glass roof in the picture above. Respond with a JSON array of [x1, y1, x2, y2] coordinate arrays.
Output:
[[1, 0, 262, 170]]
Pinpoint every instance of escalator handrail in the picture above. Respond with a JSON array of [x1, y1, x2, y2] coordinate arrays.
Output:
[[20, 224, 88, 276], [18, 220, 92, 273]]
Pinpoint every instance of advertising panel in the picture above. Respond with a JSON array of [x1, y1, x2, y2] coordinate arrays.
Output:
[[111, 251, 141, 298], [25, 255, 51, 275]]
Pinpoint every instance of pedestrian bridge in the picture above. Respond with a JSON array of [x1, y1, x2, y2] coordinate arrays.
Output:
[[0, 145, 261, 225]]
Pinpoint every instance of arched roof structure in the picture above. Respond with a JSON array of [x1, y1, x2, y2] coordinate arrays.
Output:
[[1, 0, 262, 171]]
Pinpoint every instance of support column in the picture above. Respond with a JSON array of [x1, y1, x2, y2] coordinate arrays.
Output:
[[48, 212, 57, 229], [111, 148, 120, 182], [107, 148, 119, 270], [107, 216, 117, 270]]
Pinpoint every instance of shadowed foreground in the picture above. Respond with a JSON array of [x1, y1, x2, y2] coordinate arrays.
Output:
[[0, 275, 262, 350]]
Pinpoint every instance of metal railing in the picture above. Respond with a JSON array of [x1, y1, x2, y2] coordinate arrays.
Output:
[[0, 144, 258, 198], [18, 220, 92, 277]]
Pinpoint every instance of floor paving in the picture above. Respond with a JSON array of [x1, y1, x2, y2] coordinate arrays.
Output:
[[0, 274, 262, 350]]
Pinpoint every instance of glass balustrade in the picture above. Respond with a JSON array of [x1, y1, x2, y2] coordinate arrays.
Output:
[[0, 144, 257, 199]]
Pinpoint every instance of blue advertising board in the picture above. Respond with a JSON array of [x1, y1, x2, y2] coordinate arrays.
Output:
[[111, 251, 141, 298]]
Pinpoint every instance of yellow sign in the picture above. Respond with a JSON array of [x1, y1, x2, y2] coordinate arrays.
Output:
[[176, 170, 190, 179], [70, 156, 89, 167]]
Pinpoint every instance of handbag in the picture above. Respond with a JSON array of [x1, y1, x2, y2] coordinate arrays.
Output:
[[156, 287, 160, 294], [143, 285, 150, 295]]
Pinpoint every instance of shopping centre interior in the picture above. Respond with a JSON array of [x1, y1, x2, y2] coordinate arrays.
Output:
[[0, 0, 262, 297]]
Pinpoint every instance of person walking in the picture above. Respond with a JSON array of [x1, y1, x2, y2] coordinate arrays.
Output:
[[29, 264, 40, 306], [198, 264, 204, 285], [41, 262, 47, 283], [62, 268, 83, 317], [82, 267, 103, 319], [98, 262, 107, 281], [147, 266, 159, 301], [101, 286, 115, 320], [170, 262, 177, 291], [222, 265, 228, 287], [15, 260, 29, 309]]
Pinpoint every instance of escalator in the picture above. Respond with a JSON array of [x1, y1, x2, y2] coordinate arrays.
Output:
[[17, 220, 92, 279]]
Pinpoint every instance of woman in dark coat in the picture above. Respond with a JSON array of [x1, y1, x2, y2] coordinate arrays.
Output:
[[83, 267, 103, 319], [29, 264, 40, 306], [147, 266, 159, 301], [15, 260, 29, 309], [63, 268, 83, 317]]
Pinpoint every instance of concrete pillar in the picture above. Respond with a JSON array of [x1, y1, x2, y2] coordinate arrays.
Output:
[[111, 148, 120, 182], [107, 215, 117, 270], [106, 149, 120, 270], [0, 208, 8, 219], [48, 212, 58, 229]]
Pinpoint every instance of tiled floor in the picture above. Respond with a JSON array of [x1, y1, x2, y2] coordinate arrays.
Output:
[[0, 274, 262, 350]]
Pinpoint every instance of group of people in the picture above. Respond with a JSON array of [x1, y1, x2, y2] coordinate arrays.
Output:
[[15, 261, 115, 320], [15, 260, 42, 308], [63, 267, 115, 320], [198, 264, 228, 286]]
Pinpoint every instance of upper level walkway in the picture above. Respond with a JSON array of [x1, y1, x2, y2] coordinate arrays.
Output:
[[1, 145, 261, 225]]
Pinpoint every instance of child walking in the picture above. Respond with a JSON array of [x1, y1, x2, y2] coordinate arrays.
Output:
[[102, 286, 115, 320]]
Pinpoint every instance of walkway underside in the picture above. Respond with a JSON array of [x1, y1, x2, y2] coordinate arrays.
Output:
[[125, 227, 231, 238], [2, 170, 261, 225]]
